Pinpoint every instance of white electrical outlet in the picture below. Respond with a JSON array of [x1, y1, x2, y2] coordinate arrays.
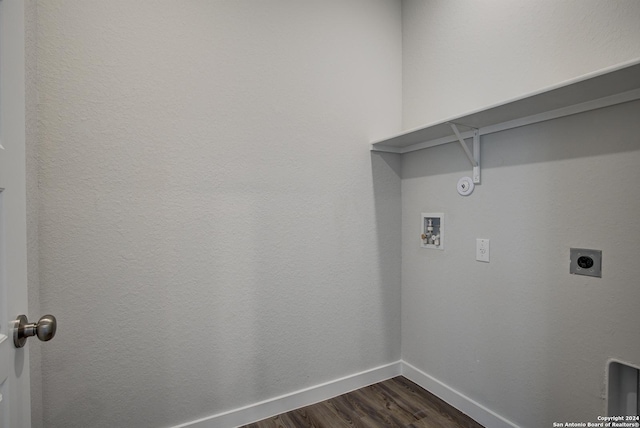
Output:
[[476, 239, 490, 262]]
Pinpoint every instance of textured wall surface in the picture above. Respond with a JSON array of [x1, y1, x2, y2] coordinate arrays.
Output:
[[402, 101, 640, 427], [35, 1, 402, 427], [34, 1, 640, 426], [401, 1, 640, 426], [402, 0, 640, 129]]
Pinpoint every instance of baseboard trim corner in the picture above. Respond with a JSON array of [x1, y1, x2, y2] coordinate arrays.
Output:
[[172, 361, 403, 428], [172, 360, 518, 428], [400, 361, 519, 428]]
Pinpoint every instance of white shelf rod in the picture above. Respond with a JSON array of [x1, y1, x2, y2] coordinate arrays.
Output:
[[450, 123, 481, 184]]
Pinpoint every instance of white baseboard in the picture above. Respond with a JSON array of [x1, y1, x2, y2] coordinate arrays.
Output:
[[401, 361, 519, 428], [172, 361, 403, 428], [172, 360, 519, 428]]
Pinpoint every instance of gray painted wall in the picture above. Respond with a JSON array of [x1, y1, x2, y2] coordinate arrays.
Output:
[[402, 0, 640, 129], [29, 1, 640, 427], [401, 1, 640, 426], [402, 101, 640, 426], [32, 1, 401, 427]]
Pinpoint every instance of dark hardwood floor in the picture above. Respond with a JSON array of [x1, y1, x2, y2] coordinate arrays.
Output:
[[239, 376, 484, 428]]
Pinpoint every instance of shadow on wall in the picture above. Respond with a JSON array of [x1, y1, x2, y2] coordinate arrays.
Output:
[[370, 151, 402, 360]]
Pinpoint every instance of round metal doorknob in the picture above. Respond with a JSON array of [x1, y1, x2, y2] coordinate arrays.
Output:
[[13, 314, 57, 348]]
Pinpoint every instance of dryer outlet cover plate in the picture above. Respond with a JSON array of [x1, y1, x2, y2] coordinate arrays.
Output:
[[570, 248, 602, 278]]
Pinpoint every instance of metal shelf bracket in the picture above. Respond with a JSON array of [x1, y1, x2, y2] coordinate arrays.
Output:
[[449, 123, 480, 184]]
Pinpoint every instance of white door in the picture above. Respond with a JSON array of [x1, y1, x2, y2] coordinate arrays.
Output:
[[0, 0, 32, 426]]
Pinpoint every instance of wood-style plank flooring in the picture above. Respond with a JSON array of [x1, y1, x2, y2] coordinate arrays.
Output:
[[239, 376, 484, 428]]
